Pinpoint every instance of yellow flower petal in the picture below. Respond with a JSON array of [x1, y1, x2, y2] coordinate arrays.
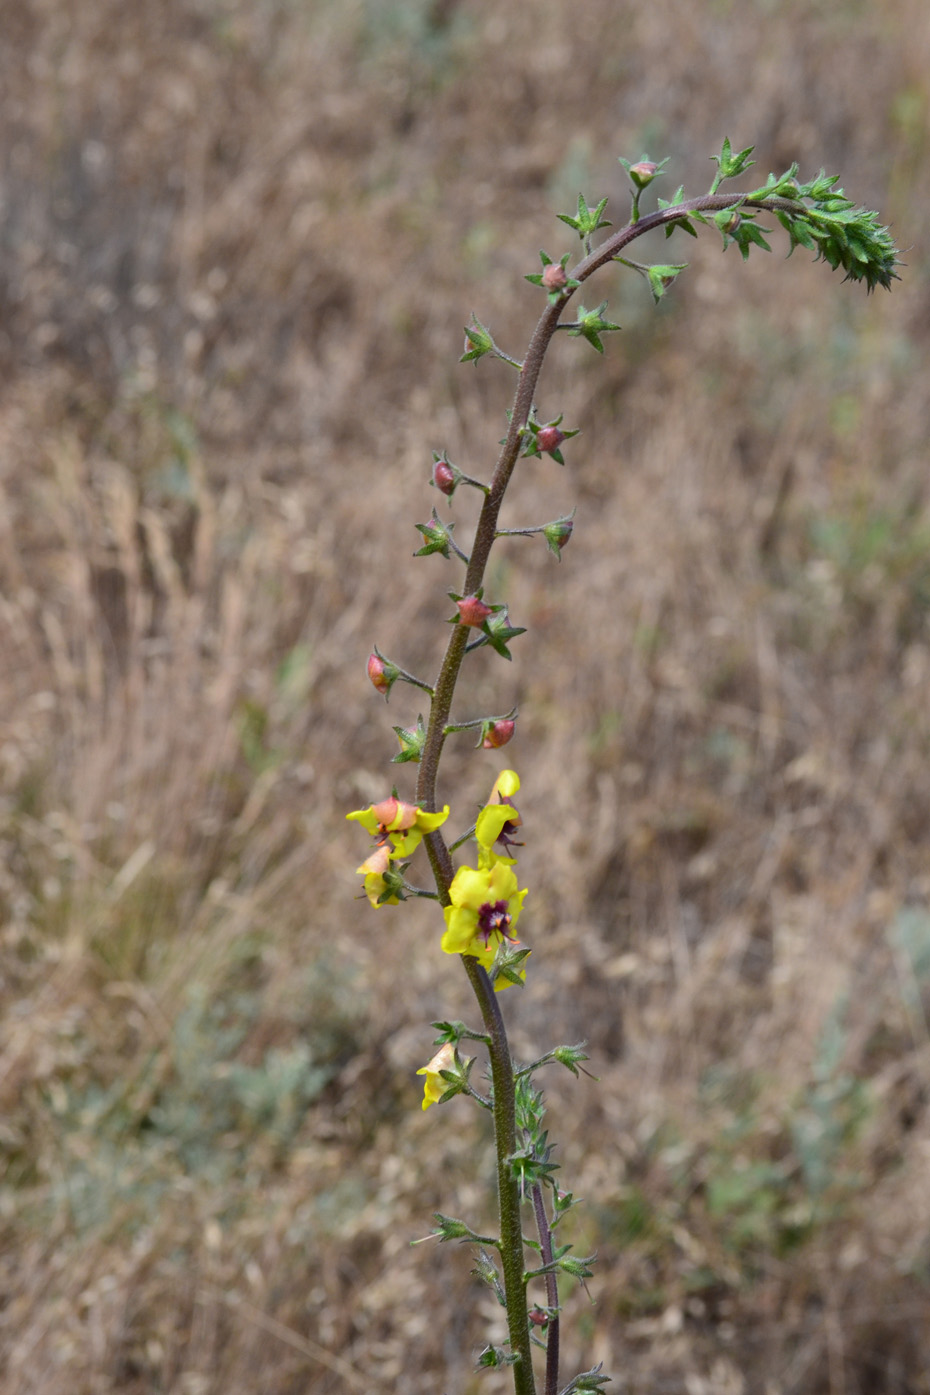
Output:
[[416, 1042, 456, 1109], [476, 803, 515, 849], [441, 903, 479, 953], [491, 769, 520, 800]]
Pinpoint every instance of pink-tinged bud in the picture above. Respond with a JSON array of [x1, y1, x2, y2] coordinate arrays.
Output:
[[367, 652, 395, 697], [536, 426, 566, 455], [529, 1307, 549, 1329], [370, 796, 420, 833], [432, 455, 457, 496], [457, 595, 493, 627], [357, 843, 391, 876], [482, 719, 516, 750], [629, 160, 658, 187], [543, 516, 574, 557], [370, 795, 401, 828], [541, 262, 568, 292]]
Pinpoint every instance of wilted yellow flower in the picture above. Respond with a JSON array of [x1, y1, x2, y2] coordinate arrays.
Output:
[[417, 1043, 457, 1110]]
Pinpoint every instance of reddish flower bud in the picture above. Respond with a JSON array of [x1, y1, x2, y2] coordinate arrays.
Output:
[[541, 262, 568, 292], [536, 425, 566, 455], [529, 1307, 549, 1329], [629, 160, 658, 187], [543, 516, 574, 557], [370, 796, 421, 833], [482, 719, 516, 750], [457, 595, 493, 627], [432, 455, 457, 496], [367, 651, 399, 699], [370, 795, 401, 828]]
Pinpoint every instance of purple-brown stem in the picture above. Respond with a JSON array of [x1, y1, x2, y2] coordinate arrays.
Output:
[[532, 1183, 561, 1395]]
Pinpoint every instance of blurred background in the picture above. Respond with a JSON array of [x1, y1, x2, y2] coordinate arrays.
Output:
[[1, 1, 929, 1391]]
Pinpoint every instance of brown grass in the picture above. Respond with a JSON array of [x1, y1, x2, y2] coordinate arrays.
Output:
[[1, 0, 929, 1391]]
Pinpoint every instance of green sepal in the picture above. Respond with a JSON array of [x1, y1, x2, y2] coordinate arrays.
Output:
[[556, 193, 611, 240], [472, 1248, 506, 1307], [375, 863, 410, 905], [525, 250, 579, 304], [619, 154, 670, 188], [476, 1346, 519, 1370], [391, 713, 427, 763], [645, 262, 689, 303], [414, 508, 456, 559], [519, 412, 580, 466], [542, 511, 575, 559], [723, 215, 774, 261], [433, 1047, 476, 1105], [489, 942, 532, 989], [508, 1145, 560, 1191], [562, 1364, 612, 1395], [555, 1251, 597, 1281], [552, 1043, 592, 1077], [430, 1213, 499, 1246], [460, 316, 494, 363], [430, 1019, 491, 1046], [564, 300, 621, 354], [657, 186, 699, 239], [712, 137, 756, 184], [480, 608, 527, 661]]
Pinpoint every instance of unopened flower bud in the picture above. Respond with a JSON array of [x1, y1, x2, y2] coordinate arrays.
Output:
[[371, 795, 415, 831], [368, 651, 399, 699], [392, 720, 427, 764], [543, 516, 574, 558], [629, 160, 658, 188], [482, 719, 516, 750], [431, 454, 458, 496], [536, 425, 565, 455], [529, 1307, 550, 1329], [457, 595, 493, 627], [541, 262, 568, 292]]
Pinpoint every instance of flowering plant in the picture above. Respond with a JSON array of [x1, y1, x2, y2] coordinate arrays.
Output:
[[348, 141, 898, 1394]]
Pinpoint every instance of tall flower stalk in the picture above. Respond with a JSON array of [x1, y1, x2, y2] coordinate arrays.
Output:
[[348, 140, 898, 1394]]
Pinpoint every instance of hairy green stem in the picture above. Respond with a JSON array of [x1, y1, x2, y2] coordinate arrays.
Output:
[[464, 956, 535, 1395]]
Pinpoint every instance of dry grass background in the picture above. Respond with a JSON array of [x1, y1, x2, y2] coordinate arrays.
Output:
[[1, 0, 929, 1391]]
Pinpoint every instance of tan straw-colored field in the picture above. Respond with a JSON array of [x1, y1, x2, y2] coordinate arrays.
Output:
[[2, 1, 929, 1390]]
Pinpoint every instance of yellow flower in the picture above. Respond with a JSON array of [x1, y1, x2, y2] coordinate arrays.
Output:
[[347, 796, 449, 858], [475, 769, 522, 865], [355, 843, 399, 907], [441, 861, 528, 990], [417, 1042, 457, 1110]]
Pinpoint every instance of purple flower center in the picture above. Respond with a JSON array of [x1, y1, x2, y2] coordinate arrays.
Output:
[[477, 899, 512, 947]]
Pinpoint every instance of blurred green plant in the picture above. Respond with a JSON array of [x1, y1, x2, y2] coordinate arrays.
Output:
[[346, 138, 899, 1395], [27, 953, 367, 1242], [803, 499, 930, 642]]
